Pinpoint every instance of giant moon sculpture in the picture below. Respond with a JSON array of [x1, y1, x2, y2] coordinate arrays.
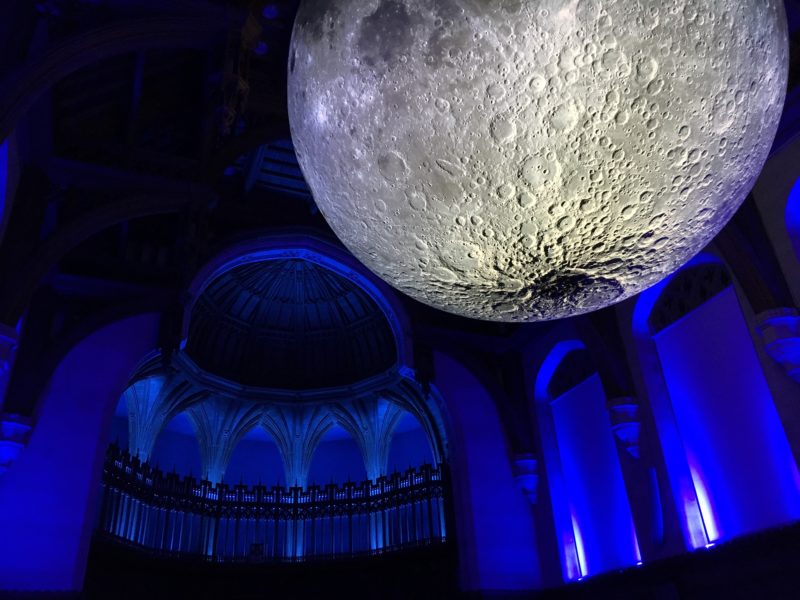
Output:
[[288, 0, 788, 322]]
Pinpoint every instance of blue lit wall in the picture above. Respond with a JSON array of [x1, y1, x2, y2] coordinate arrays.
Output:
[[787, 177, 800, 259], [0, 314, 161, 592], [549, 374, 640, 576], [308, 425, 367, 485], [108, 414, 129, 449], [433, 351, 541, 592], [225, 427, 286, 487], [655, 287, 800, 541], [387, 412, 434, 473], [149, 414, 203, 478], [110, 410, 205, 479]]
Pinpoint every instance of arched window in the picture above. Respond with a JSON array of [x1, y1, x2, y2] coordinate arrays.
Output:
[[308, 425, 367, 485], [225, 426, 286, 487], [633, 255, 800, 547], [150, 412, 202, 478], [387, 411, 435, 474], [534, 341, 640, 580]]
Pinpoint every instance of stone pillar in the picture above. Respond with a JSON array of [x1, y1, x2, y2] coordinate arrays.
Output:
[[262, 405, 333, 489], [125, 373, 200, 462], [512, 454, 539, 505], [0, 412, 31, 475], [757, 308, 800, 383], [607, 397, 642, 459], [186, 396, 262, 484], [333, 397, 404, 482]]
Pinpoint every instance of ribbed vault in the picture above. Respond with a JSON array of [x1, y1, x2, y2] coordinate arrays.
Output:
[[185, 258, 397, 389], [115, 359, 445, 486]]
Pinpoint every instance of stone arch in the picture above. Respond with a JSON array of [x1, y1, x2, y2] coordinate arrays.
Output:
[[431, 349, 541, 593], [0, 312, 161, 591], [632, 254, 800, 548], [225, 424, 286, 487], [150, 411, 203, 478], [533, 341, 640, 580], [0, 192, 204, 326], [308, 424, 367, 486], [330, 396, 405, 482], [387, 409, 436, 474]]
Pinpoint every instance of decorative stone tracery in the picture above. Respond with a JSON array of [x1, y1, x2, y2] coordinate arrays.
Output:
[[115, 350, 445, 488]]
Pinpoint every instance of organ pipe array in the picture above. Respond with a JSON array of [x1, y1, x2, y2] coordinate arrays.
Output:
[[97, 444, 447, 561]]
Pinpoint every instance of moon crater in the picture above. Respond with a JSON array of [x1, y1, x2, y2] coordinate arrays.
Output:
[[289, 0, 788, 322]]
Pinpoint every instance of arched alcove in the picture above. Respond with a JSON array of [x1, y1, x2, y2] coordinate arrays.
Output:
[[387, 411, 434, 474], [533, 341, 640, 580], [150, 412, 202, 478], [308, 425, 367, 485], [225, 426, 286, 487], [633, 254, 800, 547]]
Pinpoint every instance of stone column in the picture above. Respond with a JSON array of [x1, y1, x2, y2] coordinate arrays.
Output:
[[333, 397, 404, 482], [125, 372, 200, 463], [262, 405, 333, 489], [512, 454, 539, 505], [607, 397, 642, 459], [186, 396, 262, 484]]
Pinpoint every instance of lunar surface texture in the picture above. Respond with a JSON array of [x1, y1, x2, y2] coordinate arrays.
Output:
[[288, 0, 788, 322]]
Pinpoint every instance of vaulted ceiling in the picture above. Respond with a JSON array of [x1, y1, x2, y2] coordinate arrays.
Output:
[[186, 258, 397, 388]]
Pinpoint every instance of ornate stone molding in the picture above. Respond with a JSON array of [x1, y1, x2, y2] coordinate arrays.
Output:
[[115, 351, 449, 487], [0, 413, 31, 475], [607, 397, 641, 459], [757, 308, 800, 383]]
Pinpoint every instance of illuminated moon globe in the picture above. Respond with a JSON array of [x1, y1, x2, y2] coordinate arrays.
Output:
[[288, 0, 788, 322]]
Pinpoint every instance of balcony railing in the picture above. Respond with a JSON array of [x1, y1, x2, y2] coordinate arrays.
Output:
[[97, 444, 447, 561]]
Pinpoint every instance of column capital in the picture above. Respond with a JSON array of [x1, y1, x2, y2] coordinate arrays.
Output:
[[607, 397, 641, 459], [512, 454, 539, 505], [756, 308, 800, 383]]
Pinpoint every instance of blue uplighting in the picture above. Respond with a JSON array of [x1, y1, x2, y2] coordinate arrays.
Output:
[[635, 254, 800, 552], [786, 177, 800, 259], [536, 343, 640, 580]]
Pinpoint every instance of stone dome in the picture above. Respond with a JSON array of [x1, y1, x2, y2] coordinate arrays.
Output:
[[185, 258, 397, 389]]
